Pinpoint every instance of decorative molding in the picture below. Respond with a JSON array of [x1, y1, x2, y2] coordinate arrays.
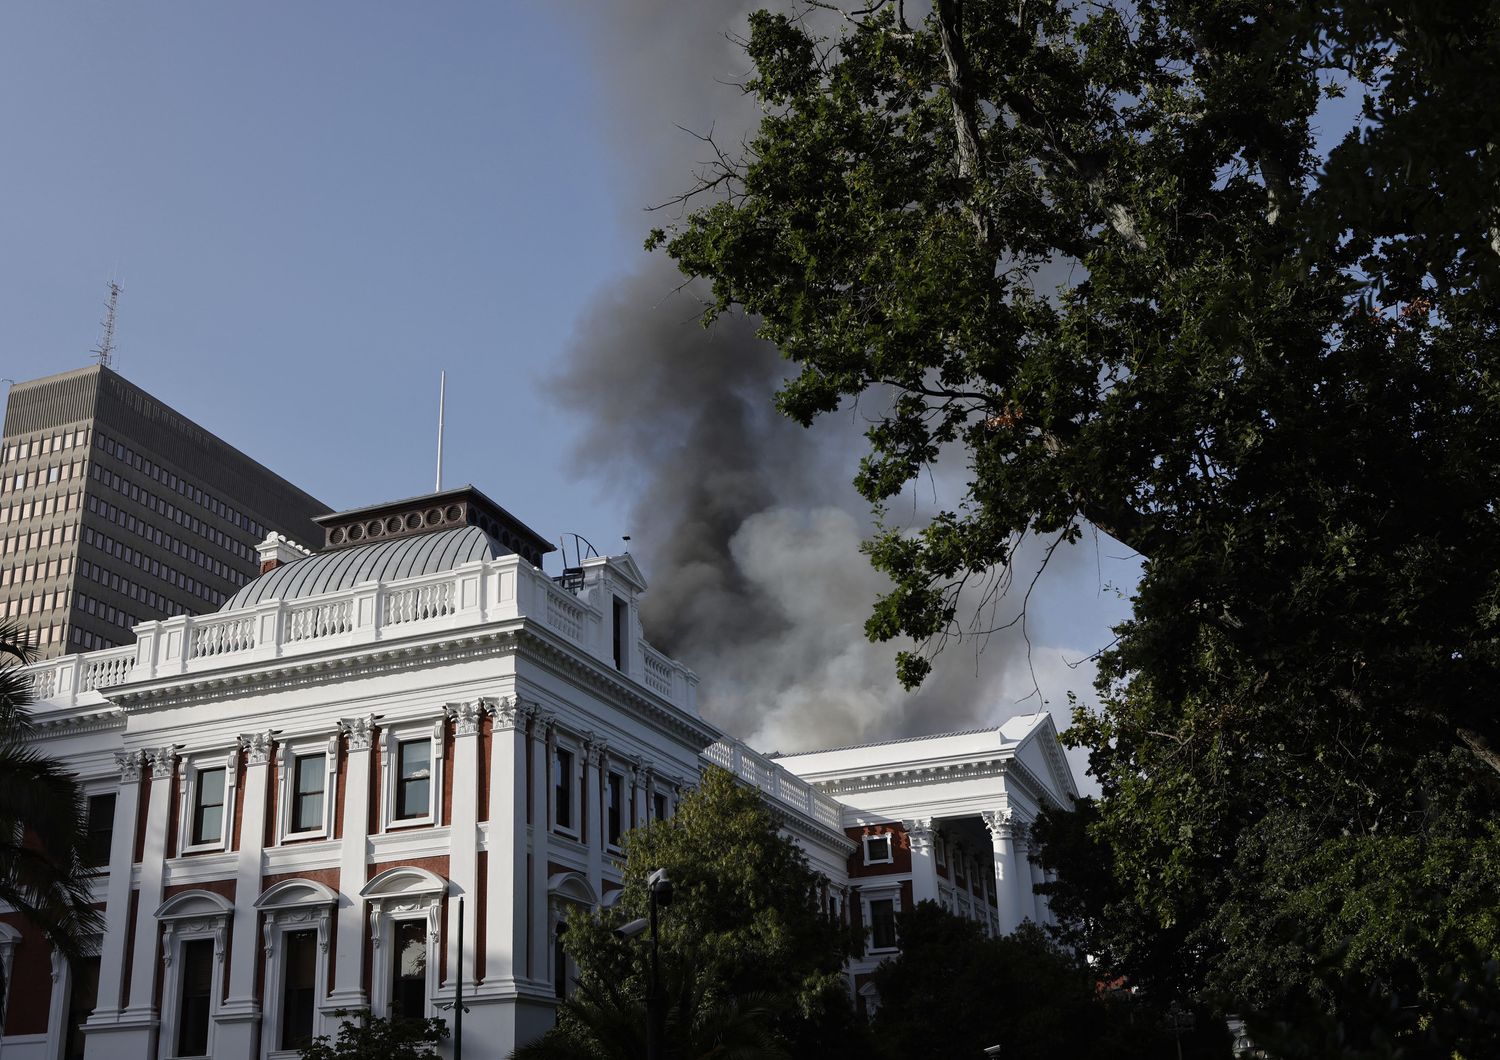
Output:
[[486, 696, 524, 731], [239, 730, 275, 765], [115, 748, 146, 782], [448, 700, 482, 737], [904, 817, 936, 855], [341, 714, 378, 751], [148, 745, 177, 780], [981, 809, 1016, 842]]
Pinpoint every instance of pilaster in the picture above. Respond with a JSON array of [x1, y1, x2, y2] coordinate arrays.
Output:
[[83, 751, 144, 1026], [446, 701, 482, 996], [482, 698, 530, 992], [216, 732, 274, 1053], [328, 715, 375, 1011], [583, 736, 605, 898], [528, 711, 554, 982]]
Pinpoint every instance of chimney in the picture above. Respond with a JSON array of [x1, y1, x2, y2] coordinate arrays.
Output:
[[256, 532, 310, 574]]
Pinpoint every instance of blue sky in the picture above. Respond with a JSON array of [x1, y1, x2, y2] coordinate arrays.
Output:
[[0, 2, 1140, 768], [1, 2, 637, 543]]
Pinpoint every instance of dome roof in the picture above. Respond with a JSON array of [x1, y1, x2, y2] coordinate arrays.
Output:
[[221, 524, 506, 611]]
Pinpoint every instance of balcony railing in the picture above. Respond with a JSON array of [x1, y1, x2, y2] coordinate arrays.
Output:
[[703, 739, 845, 832], [20, 554, 699, 716]]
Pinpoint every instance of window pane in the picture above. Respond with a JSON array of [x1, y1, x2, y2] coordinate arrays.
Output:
[[870, 900, 897, 950], [554, 748, 573, 829], [607, 773, 623, 846], [395, 740, 431, 820], [280, 930, 318, 1050], [177, 938, 215, 1056], [193, 768, 226, 845], [292, 754, 325, 832], [84, 793, 115, 867], [391, 919, 427, 1020]]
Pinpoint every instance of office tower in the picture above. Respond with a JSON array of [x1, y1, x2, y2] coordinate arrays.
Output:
[[0, 364, 331, 657]]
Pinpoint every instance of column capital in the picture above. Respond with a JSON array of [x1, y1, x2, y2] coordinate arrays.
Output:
[[484, 696, 525, 732], [903, 817, 936, 853], [340, 714, 378, 751], [238, 730, 275, 765], [114, 749, 146, 783], [147, 745, 177, 780], [582, 732, 606, 766], [981, 809, 1016, 842], [447, 700, 482, 738]]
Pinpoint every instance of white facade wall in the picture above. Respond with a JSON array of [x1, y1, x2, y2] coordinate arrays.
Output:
[[1, 535, 1079, 1057]]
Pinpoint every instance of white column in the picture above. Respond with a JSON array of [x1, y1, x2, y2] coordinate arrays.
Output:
[[1028, 848, 1049, 924], [1011, 826, 1037, 927], [446, 702, 481, 996], [216, 733, 273, 1052], [86, 751, 144, 1022], [583, 736, 605, 900], [528, 712, 553, 982], [981, 810, 1025, 935], [483, 699, 529, 989], [328, 715, 375, 1010], [904, 818, 939, 906], [123, 747, 178, 1017]]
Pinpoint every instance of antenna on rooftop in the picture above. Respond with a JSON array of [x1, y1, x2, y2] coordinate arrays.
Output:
[[435, 370, 446, 492], [91, 281, 122, 369]]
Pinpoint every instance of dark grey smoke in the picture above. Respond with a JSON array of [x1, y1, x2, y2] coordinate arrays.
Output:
[[551, 2, 1099, 752]]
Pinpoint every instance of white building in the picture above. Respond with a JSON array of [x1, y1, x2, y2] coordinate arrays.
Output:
[[0, 487, 1076, 1060]]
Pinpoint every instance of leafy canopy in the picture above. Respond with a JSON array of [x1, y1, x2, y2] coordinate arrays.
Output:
[[650, 0, 1500, 1044], [515, 765, 863, 1059]]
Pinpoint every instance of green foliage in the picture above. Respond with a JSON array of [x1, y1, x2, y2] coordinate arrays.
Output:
[[653, 0, 1500, 1048], [0, 621, 103, 961], [513, 766, 864, 1059], [297, 1010, 449, 1060], [870, 903, 1220, 1060]]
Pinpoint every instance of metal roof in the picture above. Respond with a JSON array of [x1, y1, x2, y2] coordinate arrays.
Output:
[[220, 524, 506, 611]]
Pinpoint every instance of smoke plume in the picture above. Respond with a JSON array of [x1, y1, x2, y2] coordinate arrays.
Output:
[[552, 3, 1101, 754]]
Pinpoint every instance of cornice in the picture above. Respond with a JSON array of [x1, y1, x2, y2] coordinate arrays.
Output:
[[28, 708, 126, 739], [90, 617, 717, 750]]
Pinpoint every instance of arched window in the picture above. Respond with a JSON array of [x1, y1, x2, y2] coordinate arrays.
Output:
[[154, 890, 234, 1059], [254, 879, 338, 1054], [360, 866, 447, 1021]]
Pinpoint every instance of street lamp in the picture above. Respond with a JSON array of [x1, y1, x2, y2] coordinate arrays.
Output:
[[646, 869, 674, 1060]]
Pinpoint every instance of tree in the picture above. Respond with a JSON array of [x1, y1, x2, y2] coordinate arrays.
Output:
[[0, 621, 102, 962], [513, 765, 864, 1059], [298, 1010, 449, 1060], [868, 904, 1221, 1060], [648, 0, 1500, 1045]]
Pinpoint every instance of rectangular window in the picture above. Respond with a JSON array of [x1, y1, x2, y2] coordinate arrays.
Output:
[[291, 754, 326, 833], [612, 596, 628, 671], [84, 792, 115, 867], [869, 899, 897, 950], [864, 834, 893, 865], [176, 937, 214, 1056], [390, 919, 427, 1019], [192, 768, 226, 846], [395, 740, 431, 820], [607, 772, 624, 847], [280, 930, 318, 1050], [653, 792, 668, 822], [554, 747, 574, 830]]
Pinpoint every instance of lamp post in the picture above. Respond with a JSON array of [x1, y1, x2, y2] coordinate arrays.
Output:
[[646, 868, 673, 1060], [617, 869, 674, 1060]]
